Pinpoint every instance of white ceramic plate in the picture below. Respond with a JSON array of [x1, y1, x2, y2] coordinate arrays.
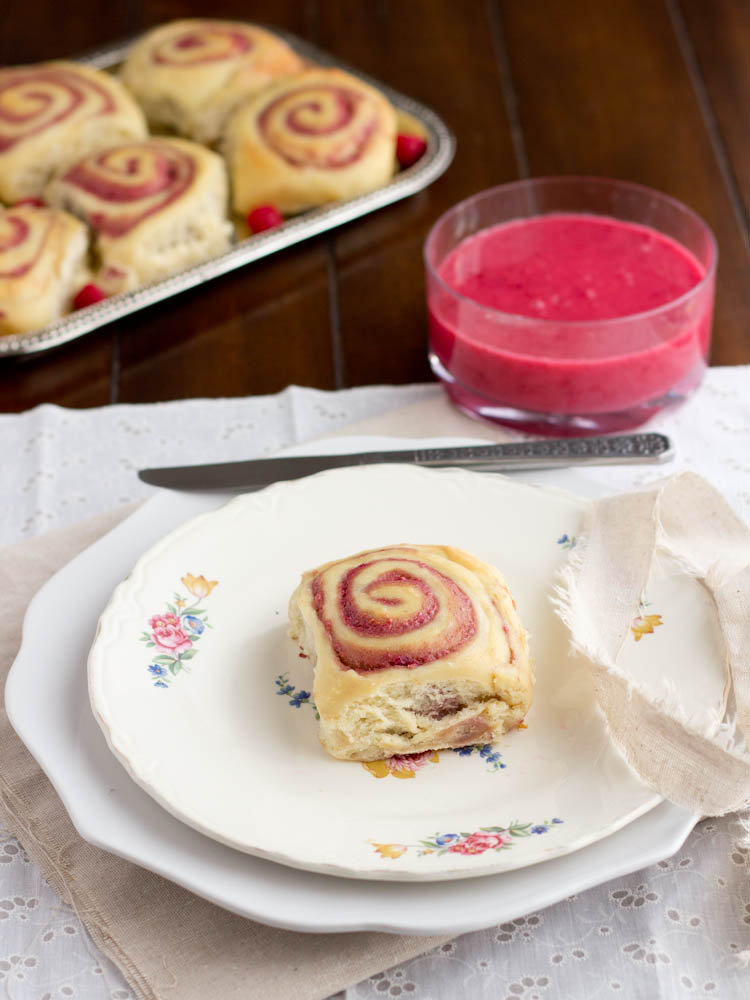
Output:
[[85, 451, 723, 882], [6, 438, 712, 931]]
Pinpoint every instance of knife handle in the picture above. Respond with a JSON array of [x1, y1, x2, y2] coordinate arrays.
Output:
[[412, 433, 672, 469]]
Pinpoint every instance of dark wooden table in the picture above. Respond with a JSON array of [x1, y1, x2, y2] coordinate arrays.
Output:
[[2, 0, 749, 412]]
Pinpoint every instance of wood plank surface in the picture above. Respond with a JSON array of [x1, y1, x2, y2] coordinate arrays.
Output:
[[314, 0, 520, 387], [679, 0, 750, 233], [497, 0, 750, 365], [0, 334, 115, 410], [0, 0, 136, 63], [116, 239, 337, 402], [1, 0, 749, 411]]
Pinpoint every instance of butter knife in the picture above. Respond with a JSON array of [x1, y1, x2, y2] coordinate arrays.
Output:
[[137, 432, 672, 491]]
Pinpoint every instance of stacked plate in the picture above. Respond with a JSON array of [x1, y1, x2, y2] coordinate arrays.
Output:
[[7, 438, 712, 935]]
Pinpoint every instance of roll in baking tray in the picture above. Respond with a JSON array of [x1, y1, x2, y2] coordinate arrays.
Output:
[[0, 28, 455, 357]]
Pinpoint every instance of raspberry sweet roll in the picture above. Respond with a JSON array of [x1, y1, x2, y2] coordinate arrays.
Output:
[[0, 204, 89, 335], [224, 67, 397, 216], [288, 545, 533, 761], [120, 19, 304, 145], [45, 138, 233, 294], [0, 62, 146, 203]]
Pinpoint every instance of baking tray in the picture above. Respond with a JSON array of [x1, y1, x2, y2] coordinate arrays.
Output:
[[1, 28, 455, 357]]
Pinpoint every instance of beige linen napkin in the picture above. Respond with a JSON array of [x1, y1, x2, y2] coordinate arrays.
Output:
[[0, 510, 448, 1000], [554, 471, 750, 819], [345, 398, 750, 821]]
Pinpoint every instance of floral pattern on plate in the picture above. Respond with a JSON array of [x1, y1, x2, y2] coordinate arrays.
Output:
[[363, 750, 440, 779], [557, 532, 578, 550], [140, 573, 218, 687], [452, 743, 506, 772], [275, 673, 511, 777], [371, 818, 564, 859], [557, 533, 664, 643], [631, 600, 663, 642], [275, 672, 319, 717]]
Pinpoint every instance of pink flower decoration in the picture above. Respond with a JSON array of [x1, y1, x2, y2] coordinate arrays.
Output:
[[149, 613, 193, 654], [449, 832, 511, 855], [386, 751, 437, 774]]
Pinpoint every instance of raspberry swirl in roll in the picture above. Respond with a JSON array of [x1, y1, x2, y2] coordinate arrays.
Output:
[[151, 22, 255, 64], [0, 66, 115, 152], [0, 205, 89, 336], [0, 62, 146, 204], [0, 208, 53, 278], [258, 84, 378, 169], [45, 137, 232, 295], [225, 67, 397, 215], [60, 142, 196, 238], [313, 554, 477, 672]]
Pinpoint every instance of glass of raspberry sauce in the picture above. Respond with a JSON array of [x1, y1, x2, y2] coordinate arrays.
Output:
[[425, 177, 717, 436]]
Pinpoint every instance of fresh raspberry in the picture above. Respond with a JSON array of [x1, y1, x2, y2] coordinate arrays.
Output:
[[396, 133, 428, 168], [73, 284, 107, 310], [14, 197, 44, 207], [247, 205, 283, 234]]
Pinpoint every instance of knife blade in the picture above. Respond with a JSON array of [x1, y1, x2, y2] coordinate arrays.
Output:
[[137, 432, 673, 491]]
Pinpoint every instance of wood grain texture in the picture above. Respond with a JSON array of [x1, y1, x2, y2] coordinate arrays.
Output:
[[496, 0, 750, 364], [0, 1, 135, 63], [679, 0, 750, 235], [116, 240, 336, 402], [314, 0, 520, 387], [2, 0, 750, 411], [0, 333, 114, 411]]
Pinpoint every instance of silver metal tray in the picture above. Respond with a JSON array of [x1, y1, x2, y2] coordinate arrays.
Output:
[[1, 28, 455, 357]]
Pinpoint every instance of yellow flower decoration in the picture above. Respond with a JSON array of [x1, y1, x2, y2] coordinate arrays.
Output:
[[391, 767, 417, 780], [371, 842, 407, 859], [181, 573, 218, 599], [362, 760, 392, 779], [631, 613, 663, 642]]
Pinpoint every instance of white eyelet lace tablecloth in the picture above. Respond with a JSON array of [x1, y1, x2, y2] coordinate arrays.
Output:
[[1, 375, 749, 1000]]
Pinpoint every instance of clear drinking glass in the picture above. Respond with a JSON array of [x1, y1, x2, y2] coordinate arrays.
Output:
[[424, 177, 717, 435]]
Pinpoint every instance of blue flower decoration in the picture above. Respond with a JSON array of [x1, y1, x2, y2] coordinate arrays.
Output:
[[290, 690, 311, 708], [453, 746, 475, 757], [183, 615, 205, 635], [148, 664, 167, 676], [552, 817, 564, 824], [478, 745, 506, 769], [557, 534, 569, 545], [154, 680, 169, 689], [531, 825, 549, 834], [434, 834, 460, 845]]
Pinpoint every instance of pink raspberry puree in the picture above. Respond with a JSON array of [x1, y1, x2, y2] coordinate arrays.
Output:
[[429, 213, 712, 418]]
